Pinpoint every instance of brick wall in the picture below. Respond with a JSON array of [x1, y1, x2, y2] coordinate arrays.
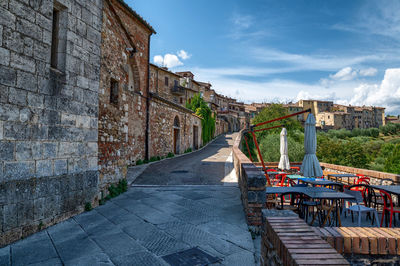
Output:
[[313, 226, 400, 259], [0, 0, 102, 246], [233, 130, 266, 228], [98, 0, 151, 191], [261, 210, 349, 266]]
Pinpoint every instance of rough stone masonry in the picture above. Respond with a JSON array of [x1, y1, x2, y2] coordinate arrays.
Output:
[[0, 0, 103, 246]]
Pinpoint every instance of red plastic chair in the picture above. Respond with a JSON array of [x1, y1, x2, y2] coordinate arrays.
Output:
[[356, 175, 370, 185], [380, 190, 400, 227]]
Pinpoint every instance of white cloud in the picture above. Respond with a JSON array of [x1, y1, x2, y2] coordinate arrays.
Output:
[[250, 47, 383, 72], [153, 54, 183, 68], [330, 67, 358, 81], [359, 67, 378, 77], [153, 55, 164, 66], [349, 68, 400, 113], [232, 13, 253, 30], [296, 90, 336, 101], [332, 0, 400, 42], [177, 50, 191, 60]]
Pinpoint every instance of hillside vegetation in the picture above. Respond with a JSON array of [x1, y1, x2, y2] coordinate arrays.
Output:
[[242, 104, 400, 174]]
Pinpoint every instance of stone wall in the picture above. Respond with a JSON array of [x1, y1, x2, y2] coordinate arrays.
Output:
[[0, 0, 102, 246], [233, 130, 266, 228], [149, 96, 202, 157], [98, 0, 152, 191], [215, 117, 228, 136], [321, 162, 400, 184]]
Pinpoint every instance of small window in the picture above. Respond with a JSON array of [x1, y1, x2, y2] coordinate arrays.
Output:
[[51, 8, 60, 68], [180, 98, 183, 104], [165, 77, 169, 86], [110, 79, 119, 105], [174, 80, 178, 86], [189, 98, 191, 104]]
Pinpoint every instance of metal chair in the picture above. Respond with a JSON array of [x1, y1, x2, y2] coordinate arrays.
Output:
[[380, 190, 400, 227], [343, 189, 379, 226]]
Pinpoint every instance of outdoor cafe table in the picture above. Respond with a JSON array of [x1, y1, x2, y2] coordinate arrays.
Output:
[[327, 173, 358, 186], [266, 186, 355, 227], [286, 175, 318, 184], [299, 179, 344, 190], [369, 185, 400, 196]]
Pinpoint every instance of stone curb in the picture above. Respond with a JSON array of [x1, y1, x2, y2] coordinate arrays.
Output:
[[127, 133, 228, 185]]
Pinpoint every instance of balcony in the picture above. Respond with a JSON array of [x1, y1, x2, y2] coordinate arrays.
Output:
[[171, 84, 185, 95]]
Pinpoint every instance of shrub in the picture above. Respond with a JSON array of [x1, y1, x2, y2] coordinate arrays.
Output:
[[184, 148, 192, 153], [84, 202, 93, 211], [136, 159, 143, 165], [167, 152, 174, 158], [149, 156, 158, 162]]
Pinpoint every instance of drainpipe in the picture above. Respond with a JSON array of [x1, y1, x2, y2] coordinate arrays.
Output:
[[145, 34, 151, 160]]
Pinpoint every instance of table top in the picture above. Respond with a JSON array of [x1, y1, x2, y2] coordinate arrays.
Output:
[[369, 185, 400, 195], [305, 191, 355, 200], [328, 174, 357, 178], [300, 179, 344, 187], [266, 186, 354, 200], [286, 175, 304, 180], [266, 186, 335, 194]]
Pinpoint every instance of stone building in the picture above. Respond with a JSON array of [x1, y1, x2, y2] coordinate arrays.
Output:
[[98, 0, 156, 190], [296, 100, 385, 130], [149, 64, 202, 156], [0, 0, 102, 245]]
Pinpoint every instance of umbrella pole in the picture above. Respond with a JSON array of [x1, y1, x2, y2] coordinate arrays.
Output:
[[250, 131, 271, 186]]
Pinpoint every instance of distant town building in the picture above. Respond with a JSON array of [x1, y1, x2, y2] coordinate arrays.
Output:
[[385, 115, 400, 124], [246, 100, 385, 130]]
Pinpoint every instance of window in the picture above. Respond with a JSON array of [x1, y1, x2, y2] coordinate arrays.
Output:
[[189, 98, 191, 104], [180, 98, 183, 104], [174, 80, 178, 86], [165, 77, 169, 86], [50, 8, 60, 68], [110, 79, 119, 105]]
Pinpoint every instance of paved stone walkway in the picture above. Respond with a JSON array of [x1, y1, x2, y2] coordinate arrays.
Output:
[[0, 185, 255, 265], [1, 134, 256, 265], [134, 133, 238, 185]]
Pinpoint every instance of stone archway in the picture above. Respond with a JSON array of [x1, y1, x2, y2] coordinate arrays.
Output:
[[173, 116, 180, 154]]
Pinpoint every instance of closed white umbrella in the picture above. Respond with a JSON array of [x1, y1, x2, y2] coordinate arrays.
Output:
[[278, 128, 290, 170], [301, 114, 323, 177]]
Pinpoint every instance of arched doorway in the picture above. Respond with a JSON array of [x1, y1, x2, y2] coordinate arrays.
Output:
[[173, 116, 180, 154]]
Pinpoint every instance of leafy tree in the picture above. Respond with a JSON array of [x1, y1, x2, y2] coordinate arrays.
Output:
[[259, 134, 304, 162], [186, 94, 215, 144], [252, 103, 303, 139], [384, 144, 400, 174]]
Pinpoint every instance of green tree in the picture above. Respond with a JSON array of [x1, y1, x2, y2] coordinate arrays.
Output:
[[384, 144, 400, 174], [186, 94, 215, 144], [252, 103, 303, 139]]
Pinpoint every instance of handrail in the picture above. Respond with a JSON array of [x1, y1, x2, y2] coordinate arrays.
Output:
[[247, 108, 311, 186]]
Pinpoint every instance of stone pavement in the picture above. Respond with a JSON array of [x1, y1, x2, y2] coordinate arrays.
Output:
[[0, 185, 256, 266], [134, 133, 238, 185]]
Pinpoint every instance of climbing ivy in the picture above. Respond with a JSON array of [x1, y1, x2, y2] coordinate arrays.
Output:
[[186, 94, 215, 144]]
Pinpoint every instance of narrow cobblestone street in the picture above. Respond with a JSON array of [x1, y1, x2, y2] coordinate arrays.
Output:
[[1, 134, 256, 265]]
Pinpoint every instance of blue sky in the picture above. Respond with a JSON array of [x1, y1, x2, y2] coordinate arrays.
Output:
[[127, 0, 400, 114]]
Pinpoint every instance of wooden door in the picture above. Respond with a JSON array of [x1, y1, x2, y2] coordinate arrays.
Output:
[[193, 126, 198, 149], [174, 128, 179, 154]]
